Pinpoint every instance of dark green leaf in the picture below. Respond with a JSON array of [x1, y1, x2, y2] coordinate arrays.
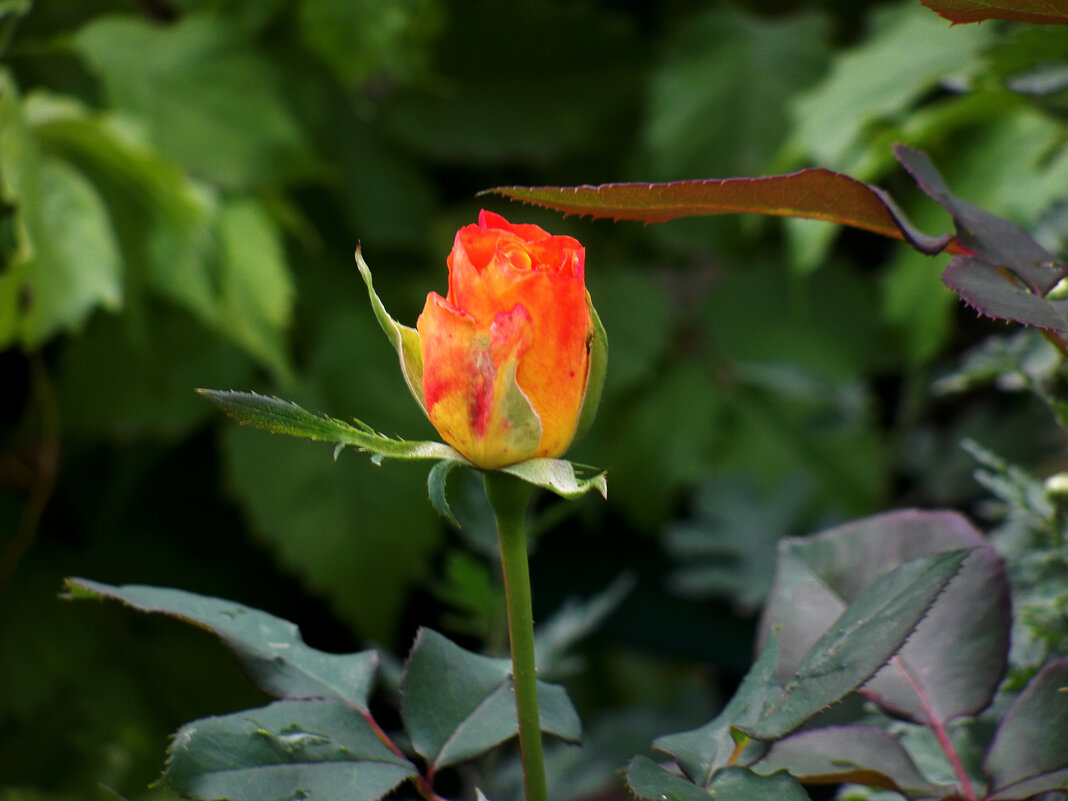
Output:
[[401, 628, 581, 771], [73, 15, 316, 189], [757, 510, 1010, 725], [160, 700, 416, 801], [297, 0, 440, 87], [744, 548, 971, 740], [641, 8, 829, 179], [217, 198, 294, 378], [655, 637, 782, 786], [0, 0, 30, 57], [197, 389, 460, 462], [754, 725, 951, 797], [64, 579, 379, 711], [534, 573, 636, 680], [625, 756, 713, 801], [706, 766, 811, 801], [56, 307, 253, 440], [666, 474, 811, 613], [984, 657, 1068, 799], [380, 2, 640, 162]]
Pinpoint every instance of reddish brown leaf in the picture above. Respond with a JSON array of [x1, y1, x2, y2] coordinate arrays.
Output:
[[921, 0, 1068, 24], [484, 170, 957, 255]]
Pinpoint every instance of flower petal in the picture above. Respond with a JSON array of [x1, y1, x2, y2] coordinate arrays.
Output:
[[418, 295, 542, 469]]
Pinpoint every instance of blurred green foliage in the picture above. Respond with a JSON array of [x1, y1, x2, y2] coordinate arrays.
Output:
[[3, 1, 1068, 799]]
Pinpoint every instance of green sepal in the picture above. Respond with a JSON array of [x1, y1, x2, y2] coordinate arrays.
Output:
[[197, 389, 464, 463], [500, 457, 607, 500], [573, 292, 607, 445], [355, 247, 426, 414], [428, 459, 461, 528]]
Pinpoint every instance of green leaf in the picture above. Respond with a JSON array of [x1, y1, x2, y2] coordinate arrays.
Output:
[[641, 8, 829, 179], [498, 457, 606, 501], [984, 657, 1068, 800], [15, 156, 123, 346], [754, 725, 951, 797], [789, 4, 993, 167], [401, 628, 581, 771], [56, 307, 253, 439], [921, 0, 1068, 24], [197, 389, 461, 463], [160, 700, 416, 801], [655, 637, 783, 786], [665, 474, 811, 613], [222, 420, 440, 644], [72, 14, 315, 189], [27, 94, 219, 327], [534, 573, 636, 680], [297, 0, 441, 86], [485, 169, 952, 254], [380, 2, 640, 162], [355, 248, 426, 414], [64, 578, 379, 711], [0, 77, 124, 347], [625, 756, 713, 801], [0, 0, 30, 57], [217, 198, 294, 378], [744, 548, 971, 740], [757, 510, 1010, 726]]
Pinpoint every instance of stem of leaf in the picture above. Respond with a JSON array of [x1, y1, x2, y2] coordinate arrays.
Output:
[[1041, 329, 1068, 361], [894, 656, 977, 801], [484, 471, 547, 801]]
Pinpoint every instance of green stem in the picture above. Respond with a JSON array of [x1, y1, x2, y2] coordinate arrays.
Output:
[[484, 471, 546, 801]]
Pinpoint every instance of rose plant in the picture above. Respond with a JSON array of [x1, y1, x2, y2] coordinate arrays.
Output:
[[58, 3, 1068, 800]]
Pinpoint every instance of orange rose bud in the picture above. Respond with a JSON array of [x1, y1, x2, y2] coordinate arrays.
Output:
[[417, 210, 594, 469]]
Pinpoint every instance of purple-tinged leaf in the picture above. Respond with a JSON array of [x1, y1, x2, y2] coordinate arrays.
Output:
[[984, 657, 1068, 800], [655, 637, 783, 785], [757, 510, 1010, 725], [921, 0, 1068, 25], [894, 144, 1067, 296], [484, 171, 956, 255], [943, 256, 1068, 332], [743, 548, 971, 741], [754, 725, 953, 798]]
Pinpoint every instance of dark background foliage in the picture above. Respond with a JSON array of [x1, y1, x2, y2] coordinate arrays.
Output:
[[2, 1, 1067, 799]]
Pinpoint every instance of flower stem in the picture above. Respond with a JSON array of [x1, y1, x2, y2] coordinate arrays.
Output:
[[484, 471, 546, 801]]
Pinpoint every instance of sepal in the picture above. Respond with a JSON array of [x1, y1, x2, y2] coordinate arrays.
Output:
[[197, 389, 461, 462], [355, 248, 427, 413], [573, 292, 607, 445], [500, 457, 607, 500]]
